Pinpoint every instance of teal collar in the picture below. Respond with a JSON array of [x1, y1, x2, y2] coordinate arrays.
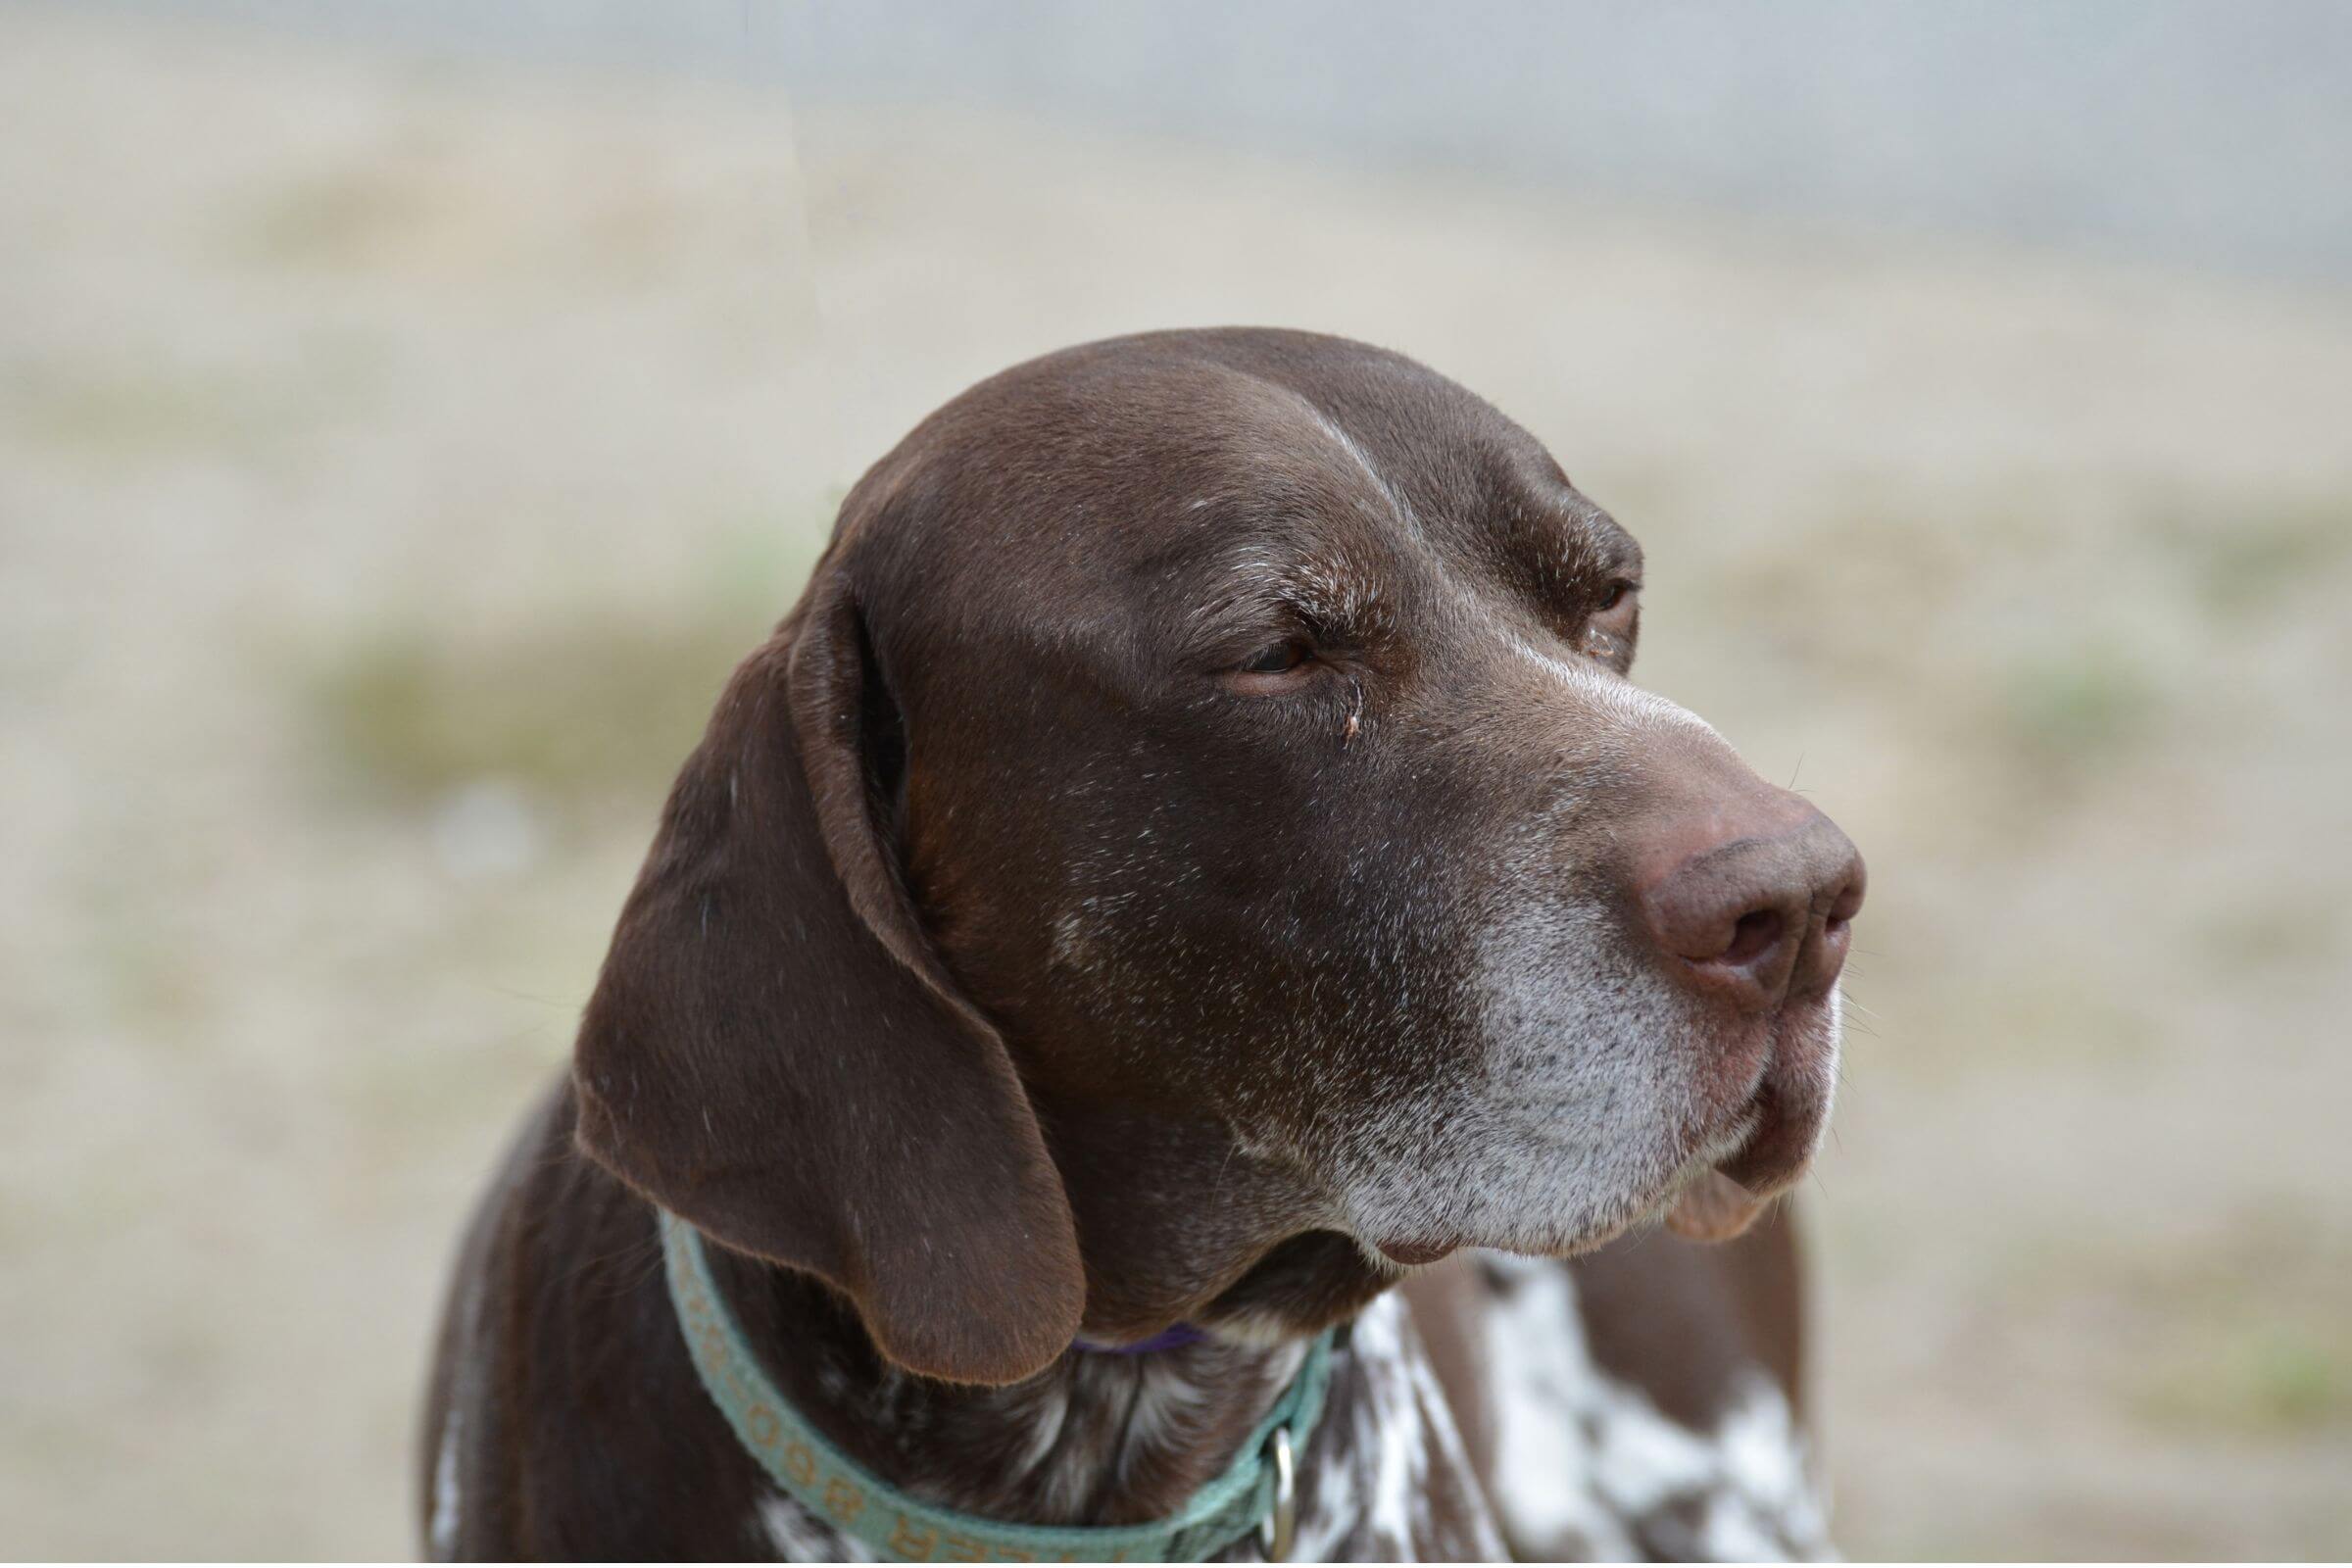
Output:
[[661, 1211, 1337, 1562]]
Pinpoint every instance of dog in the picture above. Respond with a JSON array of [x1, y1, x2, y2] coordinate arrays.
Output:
[[418, 328, 1863, 1561]]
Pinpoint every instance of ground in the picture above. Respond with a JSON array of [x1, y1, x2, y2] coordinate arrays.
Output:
[[3, 11, 2348, 1558]]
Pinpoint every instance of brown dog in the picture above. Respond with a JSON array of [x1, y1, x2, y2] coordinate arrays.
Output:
[[420, 328, 1862, 1560]]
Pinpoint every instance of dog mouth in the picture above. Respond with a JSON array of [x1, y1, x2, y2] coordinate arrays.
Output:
[[1661, 1113, 1798, 1243], [1664, 1024, 1838, 1241]]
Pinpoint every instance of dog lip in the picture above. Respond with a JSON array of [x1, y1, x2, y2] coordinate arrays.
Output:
[[1691, 994, 1838, 1197], [1710, 1075, 1828, 1198], [1658, 1080, 1822, 1244]]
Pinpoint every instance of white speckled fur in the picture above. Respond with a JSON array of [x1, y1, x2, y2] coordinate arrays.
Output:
[[1478, 1253, 1833, 1562]]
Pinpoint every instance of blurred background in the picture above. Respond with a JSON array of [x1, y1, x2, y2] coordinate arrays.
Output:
[[4, 1, 2348, 1556]]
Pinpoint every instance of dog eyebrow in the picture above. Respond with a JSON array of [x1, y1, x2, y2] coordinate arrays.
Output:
[[1188, 545, 1395, 643], [1512, 494, 1643, 597]]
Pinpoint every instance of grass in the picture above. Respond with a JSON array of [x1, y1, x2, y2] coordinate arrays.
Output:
[[5, 364, 257, 458], [2133, 1322, 2352, 1437], [1991, 639, 2166, 771], [2199, 897, 2347, 973], [293, 504, 839, 814], [2161, 497, 2352, 622], [244, 165, 423, 267], [2021, 1214, 2352, 1439], [302, 605, 778, 812]]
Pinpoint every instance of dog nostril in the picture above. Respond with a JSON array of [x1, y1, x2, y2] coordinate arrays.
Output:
[[1642, 808, 1862, 1006], [1817, 866, 1866, 948], [1717, 908, 1785, 969]]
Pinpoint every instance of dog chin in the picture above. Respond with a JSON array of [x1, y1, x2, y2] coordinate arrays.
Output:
[[1427, 1063, 1837, 1262], [1354, 1141, 1725, 1269], [1329, 987, 1842, 1269]]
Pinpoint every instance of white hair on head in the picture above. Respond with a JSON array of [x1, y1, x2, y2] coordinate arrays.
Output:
[[1506, 634, 1723, 744], [1305, 407, 1425, 543]]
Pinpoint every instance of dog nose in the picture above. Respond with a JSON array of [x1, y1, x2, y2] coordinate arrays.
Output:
[[1636, 802, 1866, 1011]]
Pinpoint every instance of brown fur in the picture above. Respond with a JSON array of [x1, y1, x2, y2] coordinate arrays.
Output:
[[420, 328, 1860, 1559]]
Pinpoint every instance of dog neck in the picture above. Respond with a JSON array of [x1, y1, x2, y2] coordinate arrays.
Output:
[[701, 1236, 1312, 1529], [683, 1092, 1416, 1543], [1028, 1094, 1407, 1344]]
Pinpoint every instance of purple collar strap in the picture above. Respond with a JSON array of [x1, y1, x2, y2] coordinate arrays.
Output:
[[1073, 1322, 1208, 1355]]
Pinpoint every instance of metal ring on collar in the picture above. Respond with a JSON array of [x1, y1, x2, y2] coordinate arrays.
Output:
[[1257, 1425, 1297, 1561]]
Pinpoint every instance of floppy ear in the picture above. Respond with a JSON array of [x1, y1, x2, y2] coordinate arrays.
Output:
[[572, 567, 1084, 1385]]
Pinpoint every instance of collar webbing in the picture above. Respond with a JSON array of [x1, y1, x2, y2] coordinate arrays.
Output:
[[660, 1211, 1337, 1563]]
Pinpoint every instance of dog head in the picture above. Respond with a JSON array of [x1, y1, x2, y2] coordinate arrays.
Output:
[[574, 329, 1863, 1383]]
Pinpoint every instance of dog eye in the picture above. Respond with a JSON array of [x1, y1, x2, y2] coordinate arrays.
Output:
[[1238, 640, 1310, 674], [1584, 580, 1641, 668]]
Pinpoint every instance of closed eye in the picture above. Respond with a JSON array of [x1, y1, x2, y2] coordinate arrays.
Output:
[[1220, 637, 1324, 695], [1238, 640, 1309, 674]]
